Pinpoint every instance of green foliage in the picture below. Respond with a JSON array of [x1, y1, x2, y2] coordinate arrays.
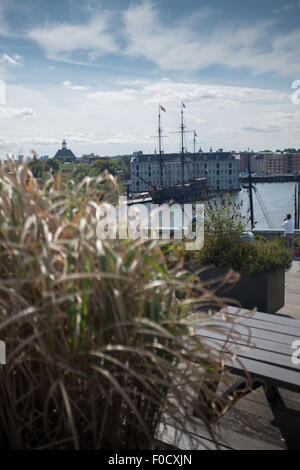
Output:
[[28, 159, 60, 179], [245, 238, 292, 276], [187, 196, 292, 276], [295, 236, 300, 254], [91, 159, 117, 175], [254, 234, 267, 243], [57, 156, 130, 186]]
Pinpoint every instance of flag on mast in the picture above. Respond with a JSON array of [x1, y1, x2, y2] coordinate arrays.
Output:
[[194, 130, 197, 137], [182, 101, 186, 108], [160, 104, 166, 112]]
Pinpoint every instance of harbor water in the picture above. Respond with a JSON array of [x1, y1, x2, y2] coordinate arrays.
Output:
[[233, 182, 297, 229], [132, 182, 297, 231]]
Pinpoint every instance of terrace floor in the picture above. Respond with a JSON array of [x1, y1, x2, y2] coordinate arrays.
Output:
[[278, 260, 300, 320], [158, 375, 300, 450]]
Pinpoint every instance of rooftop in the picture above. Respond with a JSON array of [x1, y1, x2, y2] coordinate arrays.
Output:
[[53, 139, 76, 160]]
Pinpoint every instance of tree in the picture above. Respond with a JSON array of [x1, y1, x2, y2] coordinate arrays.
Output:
[[28, 159, 60, 178], [91, 159, 117, 175]]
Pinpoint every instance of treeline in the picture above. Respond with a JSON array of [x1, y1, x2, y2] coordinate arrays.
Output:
[[28, 155, 131, 184]]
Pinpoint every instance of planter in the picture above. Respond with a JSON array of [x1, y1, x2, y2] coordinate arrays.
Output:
[[195, 266, 285, 314]]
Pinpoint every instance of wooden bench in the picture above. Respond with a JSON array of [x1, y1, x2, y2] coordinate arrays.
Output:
[[193, 306, 300, 420]]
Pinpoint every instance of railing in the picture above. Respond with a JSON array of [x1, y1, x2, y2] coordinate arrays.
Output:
[[253, 228, 300, 240]]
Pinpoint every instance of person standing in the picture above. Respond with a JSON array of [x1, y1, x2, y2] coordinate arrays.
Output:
[[282, 214, 295, 256]]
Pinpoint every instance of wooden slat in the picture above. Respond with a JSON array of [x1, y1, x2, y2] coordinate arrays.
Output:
[[204, 337, 299, 371], [198, 328, 292, 356], [227, 316, 300, 337], [212, 312, 300, 337], [199, 321, 298, 345], [226, 355, 300, 393], [224, 306, 300, 329]]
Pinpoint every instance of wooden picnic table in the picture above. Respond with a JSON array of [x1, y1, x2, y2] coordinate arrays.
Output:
[[193, 306, 300, 420]]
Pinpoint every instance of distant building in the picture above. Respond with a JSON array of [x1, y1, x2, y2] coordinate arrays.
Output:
[[292, 154, 300, 174], [238, 153, 255, 173], [41, 155, 49, 160], [265, 153, 288, 174], [130, 152, 240, 193], [18, 155, 24, 162], [250, 154, 266, 174], [53, 139, 76, 162], [116, 169, 125, 182]]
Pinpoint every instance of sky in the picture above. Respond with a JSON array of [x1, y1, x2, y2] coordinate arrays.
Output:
[[1, 0, 300, 158]]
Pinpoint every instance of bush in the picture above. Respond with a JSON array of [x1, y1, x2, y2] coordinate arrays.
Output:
[[0, 161, 241, 449], [295, 236, 300, 256], [186, 197, 292, 276]]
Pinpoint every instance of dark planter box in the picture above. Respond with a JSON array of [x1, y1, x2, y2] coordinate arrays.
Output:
[[195, 266, 285, 314]]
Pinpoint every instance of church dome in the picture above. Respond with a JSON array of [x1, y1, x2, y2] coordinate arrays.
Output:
[[53, 138, 76, 161]]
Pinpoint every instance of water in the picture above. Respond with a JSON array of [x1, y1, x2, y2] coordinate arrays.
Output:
[[131, 182, 297, 230], [233, 182, 296, 229]]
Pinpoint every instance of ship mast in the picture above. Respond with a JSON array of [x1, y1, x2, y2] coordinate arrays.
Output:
[[158, 104, 165, 187], [193, 130, 197, 180], [247, 154, 255, 230], [181, 101, 185, 187], [295, 182, 300, 229], [170, 102, 192, 187]]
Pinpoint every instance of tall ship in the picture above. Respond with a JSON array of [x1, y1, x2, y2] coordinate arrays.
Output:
[[149, 178, 208, 204], [130, 103, 240, 203]]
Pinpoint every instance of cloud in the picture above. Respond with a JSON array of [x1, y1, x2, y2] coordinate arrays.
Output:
[[86, 88, 138, 102], [273, 2, 300, 13], [87, 79, 287, 110], [17, 137, 60, 146], [0, 54, 22, 65], [242, 111, 300, 136], [28, 15, 117, 63], [0, 107, 37, 119], [24, 1, 300, 77], [1, 79, 299, 158], [273, 2, 296, 13], [62, 80, 89, 90], [125, 79, 287, 106], [0, 136, 61, 151], [123, 1, 300, 76], [242, 125, 280, 134]]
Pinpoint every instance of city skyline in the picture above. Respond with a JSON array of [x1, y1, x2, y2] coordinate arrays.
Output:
[[1, 0, 300, 158]]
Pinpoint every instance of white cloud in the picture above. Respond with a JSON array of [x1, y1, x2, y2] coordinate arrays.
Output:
[[0, 54, 21, 65], [242, 124, 280, 134], [1, 79, 299, 159], [17, 137, 60, 146], [123, 1, 300, 76], [0, 106, 37, 119], [28, 15, 117, 63], [62, 80, 89, 90], [24, 1, 300, 77], [86, 80, 288, 112], [86, 88, 138, 102]]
